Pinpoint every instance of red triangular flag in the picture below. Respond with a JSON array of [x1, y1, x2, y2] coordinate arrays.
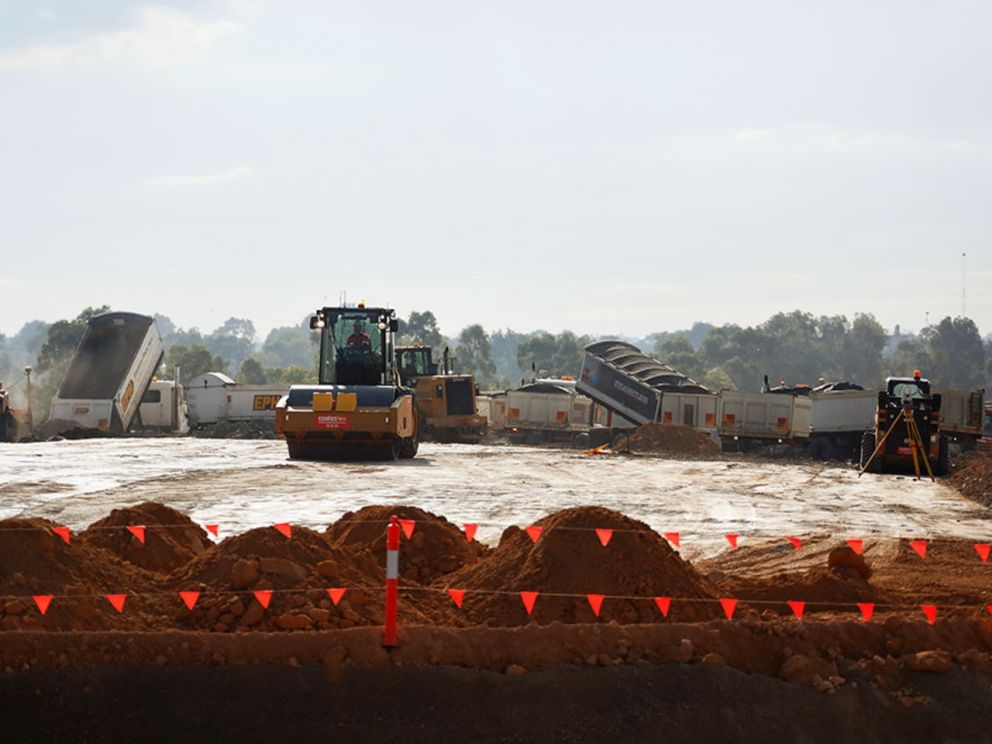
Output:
[[53, 526, 71, 544], [595, 528, 613, 547], [525, 525, 542, 543], [205, 524, 219, 538], [106, 594, 127, 613], [520, 591, 539, 615], [921, 604, 937, 625], [327, 587, 346, 606], [975, 544, 990, 562], [858, 602, 875, 622], [987, 604, 992, 617], [846, 539, 863, 555], [909, 540, 927, 559], [448, 589, 465, 608], [663, 532, 680, 548], [273, 522, 291, 538], [33, 595, 53, 615], [253, 590, 273, 608], [463, 523, 478, 542], [786, 536, 802, 550], [127, 525, 146, 544], [720, 598, 738, 620], [179, 591, 200, 610], [787, 600, 805, 620], [654, 596, 672, 617], [725, 533, 739, 549], [399, 519, 416, 540], [587, 594, 605, 617]]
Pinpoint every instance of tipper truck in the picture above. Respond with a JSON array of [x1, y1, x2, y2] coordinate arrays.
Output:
[[49, 312, 164, 432], [275, 303, 418, 460]]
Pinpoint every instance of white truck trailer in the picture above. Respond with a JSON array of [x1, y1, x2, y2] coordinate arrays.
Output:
[[808, 388, 878, 461], [503, 380, 597, 444], [49, 312, 164, 432], [934, 388, 985, 450], [185, 372, 289, 428], [718, 390, 812, 452]]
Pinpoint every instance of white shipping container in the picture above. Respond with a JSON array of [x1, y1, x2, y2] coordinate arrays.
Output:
[[810, 389, 878, 434]]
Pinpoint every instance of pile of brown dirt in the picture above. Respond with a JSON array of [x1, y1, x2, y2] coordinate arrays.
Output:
[[171, 525, 450, 632], [950, 451, 992, 506], [439, 506, 724, 626], [717, 567, 877, 615], [625, 423, 719, 456], [79, 502, 211, 574], [327, 505, 488, 583], [0, 517, 162, 631]]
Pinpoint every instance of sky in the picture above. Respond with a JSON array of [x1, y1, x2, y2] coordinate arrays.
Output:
[[1, 0, 990, 341]]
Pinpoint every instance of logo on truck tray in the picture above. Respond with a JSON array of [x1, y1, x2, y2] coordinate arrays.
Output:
[[253, 394, 282, 411], [315, 414, 350, 430]]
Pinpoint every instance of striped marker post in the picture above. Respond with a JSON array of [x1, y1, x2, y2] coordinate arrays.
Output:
[[383, 515, 400, 647]]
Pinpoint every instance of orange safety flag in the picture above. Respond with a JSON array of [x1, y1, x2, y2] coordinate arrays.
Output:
[[787, 600, 805, 620], [720, 598, 738, 620], [846, 539, 863, 555], [921, 604, 937, 625], [127, 525, 146, 544], [525, 526, 543, 543], [663, 532, 680, 549], [520, 591, 539, 615], [786, 536, 802, 550], [586, 594, 605, 617], [273, 522, 292, 539], [205, 524, 219, 538], [33, 595, 53, 615], [909, 540, 927, 559], [253, 590, 273, 609], [53, 526, 71, 544], [725, 533, 739, 549], [975, 544, 991, 562], [447, 589, 465, 608], [463, 523, 478, 543], [858, 602, 875, 622], [987, 604, 992, 617], [106, 594, 127, 613], [327, 588, 347, 606], [399, 519, 416, 540], [654, 597, 671, 617], [179, 591, 200, 610], [595, 529, 613, 547]]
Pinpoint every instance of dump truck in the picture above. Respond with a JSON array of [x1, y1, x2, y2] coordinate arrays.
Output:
[[395, 345, 487, 443], [809, 386, 877, 461], [275, 304, 417, 460], [49, 312, 164, 432], [502, 379, 600, 445], [933, 388, 985, 450], [576, 340, 717, 446], [718, 390, 812, 452], [138, 378, 189, 434], [859, 372, 948, 476]]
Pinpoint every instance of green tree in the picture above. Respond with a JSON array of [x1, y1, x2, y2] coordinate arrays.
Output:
[[280, 366, 312, 384], [238, 357, 268, 384], [654, 336, 704, 380], [260, 325, 316, 369], [922, 316, 985, 388], [165, 344, 226, 385], [516, 331, 590, 378], [889, 338, 930, 378], [204, 317, 256, 371], [456, 324, 497, 384], [400, 311, 444, 348]]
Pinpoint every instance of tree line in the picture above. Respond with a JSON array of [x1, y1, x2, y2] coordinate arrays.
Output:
[[1, 307, 989, 422]]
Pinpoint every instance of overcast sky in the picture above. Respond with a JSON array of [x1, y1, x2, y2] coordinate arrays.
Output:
[[1, 0, 989, 340]]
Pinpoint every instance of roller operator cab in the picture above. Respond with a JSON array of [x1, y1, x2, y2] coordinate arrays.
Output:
[[859, 371, 949, 476], [395, 345, 487, 443], [274, 305, 418, 460]]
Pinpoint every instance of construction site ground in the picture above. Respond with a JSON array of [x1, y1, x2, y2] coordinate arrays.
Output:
[[2, 439, 991, 742]]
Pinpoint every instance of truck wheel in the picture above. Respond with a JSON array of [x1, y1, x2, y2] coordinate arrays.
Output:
[[810, 437, 828, 461], [860, 430, 882, 473], [399, 432, 419, 459], [934, 435, 950, 476], [572, 433, 591, 450]]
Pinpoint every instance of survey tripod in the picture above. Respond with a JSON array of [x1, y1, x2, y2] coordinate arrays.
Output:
[[858, 395, 935, 482]]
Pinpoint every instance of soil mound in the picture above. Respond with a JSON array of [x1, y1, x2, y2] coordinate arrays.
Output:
[[172, 525, 447, 631], [327, 505, 488, 583], [439, 506, 723, 626], [950, 451, 992, 506], [626, 423, 719, 456], [80, 502, 211, 573], [0, 517, 161, 630], [718, 567, 877, 614]]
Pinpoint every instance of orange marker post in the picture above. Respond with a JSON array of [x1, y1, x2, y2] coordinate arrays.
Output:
[[384, 516, 400, 647]]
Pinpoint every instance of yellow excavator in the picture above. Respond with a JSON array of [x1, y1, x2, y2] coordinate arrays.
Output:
[[275, 303, 418, 460], [395, 345, 487, 443]]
